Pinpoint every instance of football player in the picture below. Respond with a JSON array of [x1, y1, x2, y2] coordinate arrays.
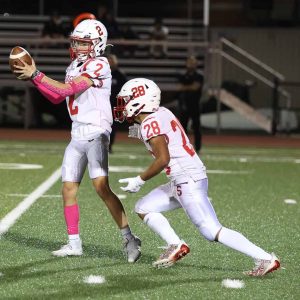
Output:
[[14, 19, 141, 263], [113, 78, 280, 276]]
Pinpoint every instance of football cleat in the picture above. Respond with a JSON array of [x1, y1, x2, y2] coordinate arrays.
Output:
[[52, 240, 83, 257], [152, 242, 190, 268], [123, 235, 141, 263], [244, 252, 280, 276]]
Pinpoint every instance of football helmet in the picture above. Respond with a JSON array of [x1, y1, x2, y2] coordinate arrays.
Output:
[[114, 78, 161, 123], [70, 19, 107, 61]]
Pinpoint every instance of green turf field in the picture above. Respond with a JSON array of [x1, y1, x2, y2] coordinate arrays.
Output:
[[0, 140, 299, 299]]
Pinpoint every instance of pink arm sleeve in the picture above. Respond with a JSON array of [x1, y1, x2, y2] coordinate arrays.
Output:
[[31, 72, 90, 104]]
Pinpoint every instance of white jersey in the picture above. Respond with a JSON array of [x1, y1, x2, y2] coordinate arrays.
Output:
[[140, 107, 207, 184], [65, 57, 112, 140]]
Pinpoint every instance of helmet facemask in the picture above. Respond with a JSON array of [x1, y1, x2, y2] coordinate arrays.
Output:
[[70, 38, 97, 62], [113, 95, 139, 123]]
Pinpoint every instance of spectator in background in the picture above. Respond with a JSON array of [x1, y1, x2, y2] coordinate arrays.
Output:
[[107, 54, 128, 153], [177, 55, 204, 153], [42, 11, 67, 39], [149, 17, 169, 58], [101, 11, 122, 39], [120, 23, 139, 57]]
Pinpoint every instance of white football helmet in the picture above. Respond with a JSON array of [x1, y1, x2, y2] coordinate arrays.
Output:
[[70, 19, 107, 61], [114, 78, 161, 123]]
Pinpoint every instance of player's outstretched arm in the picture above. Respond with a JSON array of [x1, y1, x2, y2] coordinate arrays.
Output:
[[14, 60, 92, 104]]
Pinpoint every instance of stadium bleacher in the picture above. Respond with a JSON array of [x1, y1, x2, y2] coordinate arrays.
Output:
[[0, 14, 207, 90]]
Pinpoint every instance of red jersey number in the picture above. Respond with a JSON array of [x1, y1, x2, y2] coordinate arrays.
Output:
[[68, 95, 78, 115], [170, 119, 195, 156], [144, 120, 161, 139], [93, 63, 103, 77]]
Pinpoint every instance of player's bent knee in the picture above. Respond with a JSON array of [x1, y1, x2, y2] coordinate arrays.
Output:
[[135, 201, 148, 214], [199, 224, 222, 242]]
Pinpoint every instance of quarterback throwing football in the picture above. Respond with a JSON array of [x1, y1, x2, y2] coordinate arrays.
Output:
[[114, 78, 280, 276], [14, 19, 141, 262]]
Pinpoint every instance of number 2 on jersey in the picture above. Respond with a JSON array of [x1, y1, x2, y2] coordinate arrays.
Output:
[[68, 95, 78, 115], [170, 119, 195, 156]]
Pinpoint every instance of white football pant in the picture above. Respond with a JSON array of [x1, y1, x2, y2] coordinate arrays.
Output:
[[135, 178, 222, 241], [62, 133, 110, 182]]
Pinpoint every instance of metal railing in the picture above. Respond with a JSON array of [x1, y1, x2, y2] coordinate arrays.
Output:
[[210, 37, 292, 134]]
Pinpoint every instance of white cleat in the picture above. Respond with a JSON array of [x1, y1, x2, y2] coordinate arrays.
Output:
[[244, 252, 280, 276], [152, 242, 190, 269], [123, 235, 141, 263], [52, 240, 83, 257]]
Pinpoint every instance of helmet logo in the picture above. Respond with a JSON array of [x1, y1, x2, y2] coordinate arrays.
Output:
[[131, 85, 146, 98], [96, 25, 103, 36]]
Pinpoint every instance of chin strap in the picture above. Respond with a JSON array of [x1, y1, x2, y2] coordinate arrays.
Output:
[[31, 71, 90, 104]]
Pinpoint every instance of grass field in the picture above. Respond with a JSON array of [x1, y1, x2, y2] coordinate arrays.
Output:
[[0, 140, 299, 299]]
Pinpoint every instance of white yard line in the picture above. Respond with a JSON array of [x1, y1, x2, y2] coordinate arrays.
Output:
[[6, 194, 61, 198], [0, 167, 61, 236]]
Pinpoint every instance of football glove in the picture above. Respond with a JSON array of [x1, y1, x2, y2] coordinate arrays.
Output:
[[119, 176, 145, 193]]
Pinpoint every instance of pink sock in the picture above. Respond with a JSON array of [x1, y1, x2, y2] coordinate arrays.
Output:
[[64, 204, 79, 235]]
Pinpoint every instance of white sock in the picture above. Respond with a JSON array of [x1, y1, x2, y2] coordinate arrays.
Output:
[[218, 227, 272, 260], [68, 234, 81, 247], [144, 212, 181, 245]]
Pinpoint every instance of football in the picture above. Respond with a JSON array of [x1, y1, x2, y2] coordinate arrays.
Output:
[[9, 46, 32, 77]]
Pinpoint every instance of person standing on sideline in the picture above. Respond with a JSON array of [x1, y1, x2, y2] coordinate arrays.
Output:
[[149, 17, 169, 58], [107, 54, 127, 153], [14, 19, 141, 263], [177, 55, 203, 153], [113, 78, 280, 276]]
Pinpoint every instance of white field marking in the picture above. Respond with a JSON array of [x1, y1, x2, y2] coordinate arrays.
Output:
[[1, 143, 298, 163], [0, 272, 3, 277], [83, 275, 106, 284], [0, 168, 61, 236], [207, 170, 251, 174], [239, 157, 248, 163], [7, 193, 124, 201], [109, 166, 145, 173], [111, 152, 300, 164], [222, 279, 245, 289], [0, 163, 43, 170], [284, 199, 297, 204], [129, 155, 137, 159], [6, 194, 61, 198], [204, 154, 300, 164], [110, 153, 145, 159], [110, 166, 251, 175]]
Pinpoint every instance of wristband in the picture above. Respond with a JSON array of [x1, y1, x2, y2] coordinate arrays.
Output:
[[31, 69, 40, 79]]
